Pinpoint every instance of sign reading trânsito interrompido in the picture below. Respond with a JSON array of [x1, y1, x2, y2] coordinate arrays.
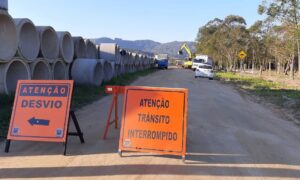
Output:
[[119, 86, 188, 159]]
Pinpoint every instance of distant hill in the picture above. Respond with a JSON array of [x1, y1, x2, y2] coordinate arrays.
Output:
[[91, 37, 195, 58]]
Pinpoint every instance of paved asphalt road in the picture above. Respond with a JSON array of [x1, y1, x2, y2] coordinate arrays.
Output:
[[1, 68, 300, 179]]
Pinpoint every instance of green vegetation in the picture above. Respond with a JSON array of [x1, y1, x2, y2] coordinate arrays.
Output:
[[0, 95, 14, 138], [196, 0, 300, 80], [0, 69, 157, 138], [216, 72, 300, 108]]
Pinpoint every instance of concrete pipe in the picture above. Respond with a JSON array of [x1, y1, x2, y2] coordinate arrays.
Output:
[[99, 43, 119, 62], [131, 53, 137, 66], [138, 54, 143, 66], [142, 55, 147, 65], [129, 64, 133, 73], [128, 65, 133, 73], [99, 59, 113, 82], [85, 39, 97, 59], [96, 45, 100, 59], [116, 45, 123, 64], [30, 59, 52, 80], [112, 62, 121, 77], [124, 65, 129, 74], [0, 0, 7, 11], [126, 53, 131, 65], [0, 11, 18, 62], [120, 64, 126, 75], [129, 65, 134, 73], [36, 26, 59, 62], [0, 58, 31, 94], [65, 63, 71, 80], [109, 61, 115, 79], [113, 63, 118, 76], [130, 65, 135, 73], [137, 64, 143, 71], [14, 18, 40, 61], [116, 64, 122, 76], [129, 52, 135, 65], [137, 58, 143, 69], [118, 48, 126, 65], [51, 59, 66, 80], [134, 54, 139, 66], [57, 31, 74, 63], [120, 55, 127, 65], [111, 62, 116, 77], [127, 65, 132, 73], [129, 54, 135, 65], [143, 57, 148, 67], [71, 59, 103, 86], [134, 65, 138, 72], [73, 36, 86, 58], [133, 65, 138, 73]]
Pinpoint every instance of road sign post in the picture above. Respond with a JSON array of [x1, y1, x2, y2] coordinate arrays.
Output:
[[239, 51, 247, 60], [118, 86, 188, 160], [5, 80, 84, 155], [239, 51, 247, 72]]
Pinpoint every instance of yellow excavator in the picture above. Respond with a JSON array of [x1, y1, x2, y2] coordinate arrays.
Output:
[[178, 43, 194, 69]]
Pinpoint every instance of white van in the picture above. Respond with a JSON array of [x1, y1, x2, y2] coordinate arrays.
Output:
[[192, 55, 213, 71]]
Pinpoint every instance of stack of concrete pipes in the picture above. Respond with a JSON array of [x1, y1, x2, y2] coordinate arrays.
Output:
[[0, 11, 75, 94], [97, 43, 154, 78], [0, 2, 154, 94]]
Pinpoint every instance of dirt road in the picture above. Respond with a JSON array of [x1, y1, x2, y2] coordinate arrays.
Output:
[[1, 69, 300, 179]]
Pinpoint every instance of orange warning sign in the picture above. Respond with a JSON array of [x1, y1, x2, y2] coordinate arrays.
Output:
[[119, 86, 188, 157], [7, 80, 73, 142]]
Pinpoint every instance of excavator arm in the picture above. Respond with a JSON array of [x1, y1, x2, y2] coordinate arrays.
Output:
[[178, 43, 194, 69], [178, 43, 193, 60]]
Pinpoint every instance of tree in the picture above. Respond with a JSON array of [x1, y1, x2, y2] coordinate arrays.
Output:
[[258, 0, 300, 79], [248, 20, 267, 75], [196, 15, 249, 71]]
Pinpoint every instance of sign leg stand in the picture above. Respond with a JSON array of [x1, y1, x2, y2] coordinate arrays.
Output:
[[103, 86, 124, 140], [63, 118, 71, 156], [4, 140, 11, 153], [103, 95, 116, 140], [70, 111, 85, 143], [114, 95, 118, 129], [64, 111, 85, 155]]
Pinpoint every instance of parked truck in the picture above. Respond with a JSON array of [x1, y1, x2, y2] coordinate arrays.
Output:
[[155, 54, 169, 69], [192, 55, 213, 71]]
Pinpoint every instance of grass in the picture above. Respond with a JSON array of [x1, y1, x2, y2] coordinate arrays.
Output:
[[0, 95, 14, 138], [0, 68, 157, 138], [216, 71, 300, 108]]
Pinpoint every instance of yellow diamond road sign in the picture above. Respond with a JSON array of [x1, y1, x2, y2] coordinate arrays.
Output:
[[239, 51, 247, 59]]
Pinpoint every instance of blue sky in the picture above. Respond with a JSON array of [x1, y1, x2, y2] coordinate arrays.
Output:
[[9, 0, 263, 43]]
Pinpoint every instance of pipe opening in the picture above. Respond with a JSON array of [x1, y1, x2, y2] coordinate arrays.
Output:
[[40, 28, 58, 60], [0, 13, 17, 61], [93, 62, 103, 86], [53, 61, 66, 80], [6, 60, 30, 93], [59, 32, 74, 63], [32, 61, 51, 80], [19, 22, 39, 60], [73, 37, 86, 58]]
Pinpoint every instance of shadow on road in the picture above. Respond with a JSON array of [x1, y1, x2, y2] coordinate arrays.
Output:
[[0, 164, 299, 178]]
